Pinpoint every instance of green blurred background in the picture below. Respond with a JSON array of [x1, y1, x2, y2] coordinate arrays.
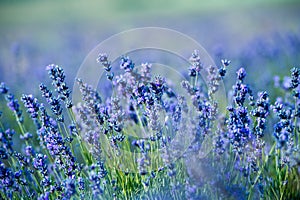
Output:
[[0, 0, 300, 93]]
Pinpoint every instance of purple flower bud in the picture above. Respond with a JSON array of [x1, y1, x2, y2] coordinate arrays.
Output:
[[237, 68, 246, 80], [0, 82, 9, 94]]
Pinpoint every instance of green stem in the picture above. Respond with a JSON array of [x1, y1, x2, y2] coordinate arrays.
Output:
[[14, 112, 31, 147], [294, 97, 299, 147], [248, 143, 276, 200], [279, 166, 288, 200], [0, 121, 4, 131], [67, 108, 93, 164], [134, 104, 147, 138], [194, 73, 198, 88]]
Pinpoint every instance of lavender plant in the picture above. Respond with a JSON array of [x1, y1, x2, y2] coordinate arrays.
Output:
[[0, 50, 299, 200]]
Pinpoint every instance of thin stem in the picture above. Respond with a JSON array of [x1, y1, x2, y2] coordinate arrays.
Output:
[[67, 108, 93, 164], [0, 120, 4, 131], [248, 143, 276, 200]]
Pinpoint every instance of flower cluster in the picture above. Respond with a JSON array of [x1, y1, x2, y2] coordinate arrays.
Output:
[[0, 50, 299, 200], [97, 53, 114, 80], [46, 64, 73, 108], [0, 83, 23, 122], [39, 83, 64, 122], [251, 91, 270, 137]]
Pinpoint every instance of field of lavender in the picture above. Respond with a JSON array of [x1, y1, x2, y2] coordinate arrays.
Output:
[[1, 0, 300, 200]]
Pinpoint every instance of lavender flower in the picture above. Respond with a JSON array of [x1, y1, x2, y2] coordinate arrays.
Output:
[[97, 53, 111, 72], [207, 65, 222, 94], [33, 154, 47, 171], [6, 94, 21, 114], [272, 100, 294, 149], [226, 68, 254, 154], [290, 67, 300, 89], [0, 129, 15, 154], [77, 78, 107, 126], [97, 53, 114, 81], [189, 50, 202, 72], [140, 63, 152, 82], [33, 154, 51, 187], [0, 161, 21, 197], [39, 83, 63, 121], [251, 91, 270, 137], [25, 146, 34, 157], [89, 162, 107, 196], [46, 64, 72, 108], [0, 89, 23, 122], [237, 67, 247, 81], [219, 59, 231, 77], [21, 94, 39, 119], [0, 82, 9, 94], [68, 123, 78, 136], [20, 132, 33, 141], [120, 56, 135, 72]]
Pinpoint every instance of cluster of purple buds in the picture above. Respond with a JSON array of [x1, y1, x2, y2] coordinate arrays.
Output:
[[151, 76, 166, 101], [227, 106, 252, 154], [0, 161, 21, 197], [20, 132, 33, 141], [272, 101, 293, 148], [132, 139, 151, 154], [44, 127, 65, 156], [233, 68, 254, 106], [0, 83, 23, 121], [109, 133, 125, 149], [226, 68, 254, 154], [108, 97, 124, 132], [14, 152, 30, 167], [46, 64, 72, 108], [181, 80, 196, 95], [251, 91, 270, 137], [134, 84, 154, 106], [219, 59, 231, 77], [68, 123, 78, 137], [21, 94, 39, 119], [97, 53, 114, 81], [0, 129, 15, 158], [134, 140, 151, 175], [146, 103, 163, 140], [6, 94, 23, 120], [39, 83, 63, 121], [62, 178, 76, 199], [38, 104, 77, 177], [89, 161, 107, 196], [140, 63, 152, 82], [290, 68, 300, 101], [268, 69, 300, 169], [33, 154, 51, 187], [194, 97, 214, 129], [207, 65, 223, 94], [78, 177, 85, 192], [0, 82, 9, 94], [167, 163, 176, 177], [189, 50, 203, 74], [120, 56, 135, 72], [25, 145, 34, 157], [171, 100, 182, 132], [38, 104, 56, 129], [290, 67, 300, 89], [77, 79, 107, 125], [237, 67, 247, 81], [132, 75, 166, 107]]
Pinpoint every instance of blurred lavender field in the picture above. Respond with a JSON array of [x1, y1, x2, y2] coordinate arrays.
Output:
[[0, 0, 299, 94], [1, 1, 300, 199]]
